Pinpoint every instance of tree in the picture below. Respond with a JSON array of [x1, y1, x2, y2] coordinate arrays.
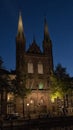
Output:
[[50, 64, 73, 107], [12, 72, 31, 116], [54, 64, 72, 95], [55, 64, 69, 79], [0, 56, 3, 69], [0, 56, 12, 115], [50, 73, 64, 99]]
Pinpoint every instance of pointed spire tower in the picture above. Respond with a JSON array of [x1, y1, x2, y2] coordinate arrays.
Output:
[[43, 18, 53, 72], [16, 12, 26, 79], [44, 18, 51, 41], [17, 12, 24, 36]]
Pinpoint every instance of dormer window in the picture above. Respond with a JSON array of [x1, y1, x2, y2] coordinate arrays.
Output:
[[28, 62, 33, 73], [38, 63, 43, 74]]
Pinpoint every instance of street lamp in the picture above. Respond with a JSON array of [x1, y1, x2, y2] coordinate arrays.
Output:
[[27, 103, 29, 106], [27, 103, 30, 118]]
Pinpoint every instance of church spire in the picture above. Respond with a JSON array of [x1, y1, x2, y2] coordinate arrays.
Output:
[[16, 12, 26, 84], [17, 12, 24, 35], [44, 18, 50, 41], [43, 18, 53, 72]]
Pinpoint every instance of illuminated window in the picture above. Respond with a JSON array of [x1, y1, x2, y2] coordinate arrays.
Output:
[[7, 93, 14, 102], [38, 63, 43, 74], [39, 83, 43, 89], [28, 62, 33, 73]]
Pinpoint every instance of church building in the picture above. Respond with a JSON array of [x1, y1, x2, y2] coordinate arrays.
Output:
[[1, 13, 73, 118], [15, 13, 54, 117]]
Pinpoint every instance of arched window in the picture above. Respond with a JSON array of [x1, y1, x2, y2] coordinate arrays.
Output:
[[38, 63, 43, 74], [28, 62, 33, 73]]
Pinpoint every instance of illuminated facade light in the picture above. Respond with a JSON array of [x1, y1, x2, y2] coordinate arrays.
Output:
[[51, 97, 55, 103], [27, 103, 29, 106], [50, 91, 62, 103], [30, 99, 34, 104], [40, 98, 44, 104], [7, 93, 14, 101]]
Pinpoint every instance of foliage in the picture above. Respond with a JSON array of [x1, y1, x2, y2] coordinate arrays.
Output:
[[50, 73, 64, 97], [0, 57, 12, 92], [50, 64, 73, 97], [0, 75, 11, 92], [55, 64, 69, 79], [12, 71, 31, 116], [0, 56, 3, 69], [12, 72, 31, 98]]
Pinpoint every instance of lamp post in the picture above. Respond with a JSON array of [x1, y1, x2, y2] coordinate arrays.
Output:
[[27, 103, 30, 118]]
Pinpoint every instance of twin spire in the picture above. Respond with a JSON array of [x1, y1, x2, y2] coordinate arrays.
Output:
[[17, 12, 50, 41]]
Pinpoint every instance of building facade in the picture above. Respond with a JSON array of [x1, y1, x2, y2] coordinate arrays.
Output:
[[15, 13, 53, 117], [1, 13, 73, 118]]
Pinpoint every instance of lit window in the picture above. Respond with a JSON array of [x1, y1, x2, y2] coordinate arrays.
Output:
[[28, 63, 33, 73], [7, 93, 14, 101], [38, 63, 43, 74], [39, 83, 43, 89]]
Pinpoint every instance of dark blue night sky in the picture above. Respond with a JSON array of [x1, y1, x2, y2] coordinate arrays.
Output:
[[0, 0, 73, 76]]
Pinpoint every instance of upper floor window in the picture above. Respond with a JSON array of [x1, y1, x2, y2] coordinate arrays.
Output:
[[38, 63, 43, 74], [28, 62, 33, 73]]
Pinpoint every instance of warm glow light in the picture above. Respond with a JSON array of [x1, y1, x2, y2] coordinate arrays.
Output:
[[7, 95, 10, 101], [27, 103, 29, 106], [18, 13, 24, 33], [40, 99, 44, 103], [51, 91, 62, 103], [7, 93, 14, 101], [30, 99, 33, 104], [51, 98, 55, 103]]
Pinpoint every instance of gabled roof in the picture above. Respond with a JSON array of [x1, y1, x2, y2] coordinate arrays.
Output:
[[27, 40, 41, 54]]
